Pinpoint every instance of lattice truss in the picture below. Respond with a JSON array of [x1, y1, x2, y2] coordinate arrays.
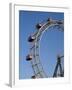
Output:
[[26, 18, 64, 79]]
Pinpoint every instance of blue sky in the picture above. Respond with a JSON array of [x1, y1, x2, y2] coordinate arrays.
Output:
[[19, 10, 64, 79]]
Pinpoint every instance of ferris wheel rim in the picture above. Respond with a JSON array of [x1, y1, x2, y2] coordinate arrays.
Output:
[[27, 19, 64, 78]]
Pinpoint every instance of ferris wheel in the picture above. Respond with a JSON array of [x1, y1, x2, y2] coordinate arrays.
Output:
[[26, 18, 64, 79]]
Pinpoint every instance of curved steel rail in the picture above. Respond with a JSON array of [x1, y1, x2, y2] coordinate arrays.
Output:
[[26, 18, 64, 78]]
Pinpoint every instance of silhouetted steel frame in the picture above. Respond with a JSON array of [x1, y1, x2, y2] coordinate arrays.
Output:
[[53, 56, 64, 77]]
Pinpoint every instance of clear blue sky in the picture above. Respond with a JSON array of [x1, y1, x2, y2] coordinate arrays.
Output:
[[19, 10, 64, 79]]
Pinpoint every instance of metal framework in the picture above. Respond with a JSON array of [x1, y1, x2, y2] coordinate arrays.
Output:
[[53, 55, 64, 77], [26, 18, 64, 78]]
